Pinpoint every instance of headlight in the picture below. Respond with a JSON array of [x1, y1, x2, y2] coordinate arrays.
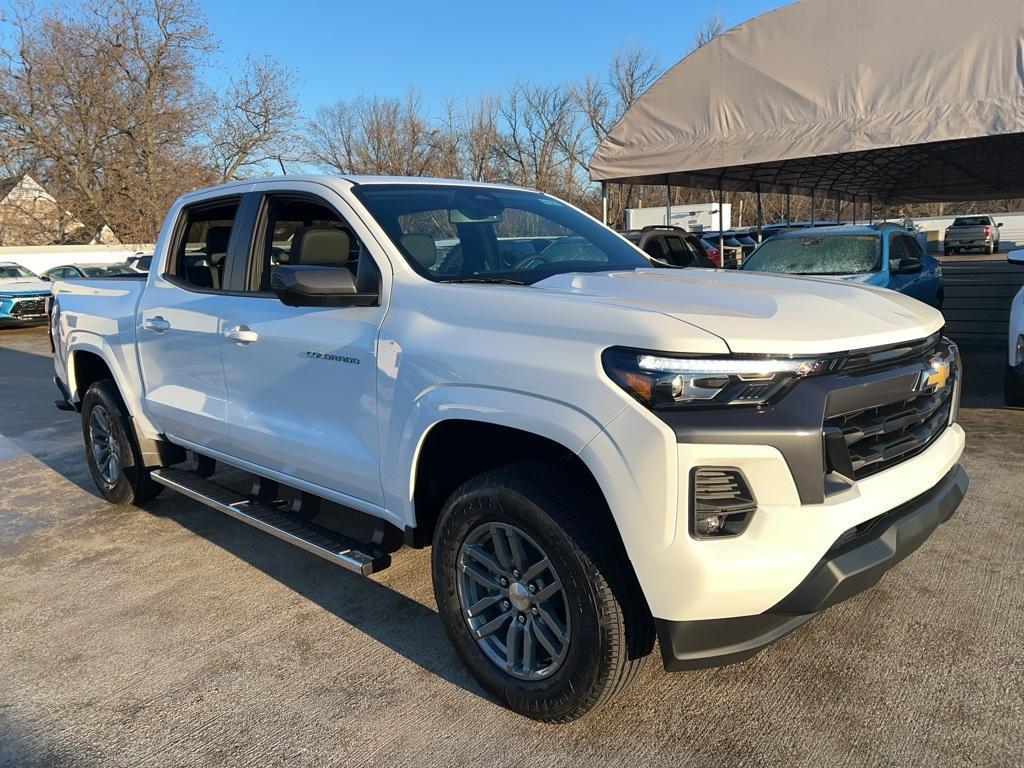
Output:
[[602, 347, 830, 409]]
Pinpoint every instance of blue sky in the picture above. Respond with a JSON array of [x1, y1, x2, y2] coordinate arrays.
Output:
[[203, 0, 786, 115]]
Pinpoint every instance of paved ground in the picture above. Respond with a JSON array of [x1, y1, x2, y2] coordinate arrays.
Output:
[[0, 326, 1021, 768]]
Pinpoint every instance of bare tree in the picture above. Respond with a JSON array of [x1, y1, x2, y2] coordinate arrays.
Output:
[[208, 56, 298, 181], [307, 90, 438, 177], [694, 12, 726, 49]]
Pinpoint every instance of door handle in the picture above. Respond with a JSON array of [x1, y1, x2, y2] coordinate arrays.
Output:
[[143, 316, 170, 333], [224, 325, 259, 344]]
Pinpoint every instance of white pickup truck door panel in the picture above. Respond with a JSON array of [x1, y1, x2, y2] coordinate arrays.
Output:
[[218, 299, 384, 505], [137, 277, 230, 451]]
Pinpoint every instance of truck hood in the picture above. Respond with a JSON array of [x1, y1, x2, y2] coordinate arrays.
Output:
[[0, 278, 52, 295], [533, 269, 943, 355]]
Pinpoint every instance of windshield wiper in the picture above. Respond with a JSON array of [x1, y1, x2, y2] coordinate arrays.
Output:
[[438, 276, 530, 285]]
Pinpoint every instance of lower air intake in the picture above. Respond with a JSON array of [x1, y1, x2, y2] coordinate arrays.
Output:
[[691, 467, 757, 539]]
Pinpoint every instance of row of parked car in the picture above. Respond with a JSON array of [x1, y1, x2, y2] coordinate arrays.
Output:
[[620, 222, 944, 308], [0, 254, 151, 327]]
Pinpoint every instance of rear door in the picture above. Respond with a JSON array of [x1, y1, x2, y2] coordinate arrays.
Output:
[[136, 194, 247, 452], [215, 181, 390, 506]]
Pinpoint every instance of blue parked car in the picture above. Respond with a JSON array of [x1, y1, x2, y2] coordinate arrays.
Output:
[[741, 224, 943, 308], [0, 262, 51, 327]]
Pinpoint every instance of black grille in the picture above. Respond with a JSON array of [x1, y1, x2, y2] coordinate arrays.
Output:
[[10, 297, 46, 319], [825, 379, 953, 481]]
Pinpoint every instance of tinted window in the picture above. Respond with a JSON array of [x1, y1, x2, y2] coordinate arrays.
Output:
[[352, 184, 650, 284], [742, 235, 881, 275], [951, 217, 989, 227], [170, 199, 240, 291]]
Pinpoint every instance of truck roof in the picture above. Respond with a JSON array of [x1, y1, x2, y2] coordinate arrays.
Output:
[[178, 174, 533, 202]]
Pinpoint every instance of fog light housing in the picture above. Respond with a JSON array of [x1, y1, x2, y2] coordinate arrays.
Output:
[[690, 467, 757, 539]]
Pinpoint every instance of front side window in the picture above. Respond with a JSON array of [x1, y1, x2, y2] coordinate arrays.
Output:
[[352, 184, 650, 284], [169, 198, 240, 291], [253, 196, 363, 293], [742, 234, 881, 275]]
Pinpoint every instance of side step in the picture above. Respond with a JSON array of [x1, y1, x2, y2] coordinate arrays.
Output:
[[150, 468, 391, 575]]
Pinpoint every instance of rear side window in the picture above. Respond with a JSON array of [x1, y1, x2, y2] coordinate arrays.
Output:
[[168, 198, 240, 291], [951, 216, 989, 227]]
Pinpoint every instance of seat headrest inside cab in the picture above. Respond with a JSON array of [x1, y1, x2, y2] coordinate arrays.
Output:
[[292, 227, 351, 266]]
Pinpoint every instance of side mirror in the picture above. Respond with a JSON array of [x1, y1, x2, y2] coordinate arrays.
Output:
[[997, 222, 1004, 227], [892, 258, 923, 274], [272, 265, 378, 308], [1007, 249, 1024, 265]]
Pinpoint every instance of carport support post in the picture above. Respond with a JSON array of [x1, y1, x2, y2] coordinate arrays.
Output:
[[835, 191, 841, 224], [811, 188, 816, 227], [601, 182, 608, 225], [717, 183, 725, 257], [852, 194, 857, 225], [665, 181, 672, 226], [785, 188, 791, 225], [755, 183, 763, 243]]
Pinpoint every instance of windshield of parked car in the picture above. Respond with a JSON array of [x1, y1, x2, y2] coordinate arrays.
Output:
[[352, 184, 651, 284], [951, 216, 989, 227], [741, 234, 881, 275], [81, 264, 136, 277], [0, 264, 36, 279]]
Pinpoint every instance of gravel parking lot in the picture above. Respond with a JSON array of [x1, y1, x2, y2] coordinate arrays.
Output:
[[1, 325, 1021, 768]]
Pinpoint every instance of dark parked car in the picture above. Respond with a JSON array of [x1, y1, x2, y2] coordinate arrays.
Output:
[[620, 226, 716, 268], [42, 263, 139, 280]]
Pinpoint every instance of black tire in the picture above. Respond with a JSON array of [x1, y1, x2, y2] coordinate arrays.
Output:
[[943, 246, 951, 256], [986, 242, 995, 255], [81, 380, 163, 505], [1006, 365, 1024, 407], [934, 289, 944, 311], [431, 462, 654, 722]]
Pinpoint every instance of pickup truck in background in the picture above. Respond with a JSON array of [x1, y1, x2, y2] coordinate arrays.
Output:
[[943, 215, 1002, 255], [50, 175, 968, 722]]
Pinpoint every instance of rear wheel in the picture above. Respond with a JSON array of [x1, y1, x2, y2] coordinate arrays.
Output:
[[943, 246, 951, 256], [81, 380, 163, 505], [986, 242, 995, 255], [431, 462, 653, 722], [1006, 366, 1024, 407]]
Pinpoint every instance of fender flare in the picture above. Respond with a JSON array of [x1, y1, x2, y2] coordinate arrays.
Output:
[[385, 384, 619, 528]]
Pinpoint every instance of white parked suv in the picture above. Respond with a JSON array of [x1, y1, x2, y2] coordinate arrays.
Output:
[[50, 176, 967, 721]]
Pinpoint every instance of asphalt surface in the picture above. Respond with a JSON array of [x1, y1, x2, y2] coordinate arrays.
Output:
[[0, 326, 1021, 768]]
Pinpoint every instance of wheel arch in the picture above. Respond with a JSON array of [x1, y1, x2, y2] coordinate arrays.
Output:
[[406, 417, 621, 556]]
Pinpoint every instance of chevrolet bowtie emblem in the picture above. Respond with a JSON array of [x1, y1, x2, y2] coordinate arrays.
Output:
[[920, 357, 951, 391]]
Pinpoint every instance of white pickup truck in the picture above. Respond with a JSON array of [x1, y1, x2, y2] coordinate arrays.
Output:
[[51, 176, 968, 722]]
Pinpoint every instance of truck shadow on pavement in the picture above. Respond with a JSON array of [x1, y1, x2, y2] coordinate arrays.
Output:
[[147, 494, 489, 702]]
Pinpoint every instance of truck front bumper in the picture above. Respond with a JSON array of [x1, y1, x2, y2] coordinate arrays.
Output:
[[655, 463, 968, 670]]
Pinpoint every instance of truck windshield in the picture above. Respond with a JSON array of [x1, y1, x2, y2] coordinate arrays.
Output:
[[741, 235, 881, 275], [352, 184, 650, 284], [0, 264, 36, 279]]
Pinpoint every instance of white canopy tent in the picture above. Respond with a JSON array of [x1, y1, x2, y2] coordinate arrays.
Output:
[[590, 0, 1024, 238]]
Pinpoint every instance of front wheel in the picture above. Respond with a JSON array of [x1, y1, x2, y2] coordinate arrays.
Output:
[[81, 380, 163, 505], [1006, 365, 1024, 407], [431, 462, 653, 722]]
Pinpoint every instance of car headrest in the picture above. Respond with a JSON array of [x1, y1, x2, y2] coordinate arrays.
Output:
[[206, 226, 231, 256], [292, 227, 351, 266], [401, 234, 437, 270]]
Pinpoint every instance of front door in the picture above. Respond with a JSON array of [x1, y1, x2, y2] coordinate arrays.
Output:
[[217, 186, 388, 506], [137, 196, 243, 453]]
